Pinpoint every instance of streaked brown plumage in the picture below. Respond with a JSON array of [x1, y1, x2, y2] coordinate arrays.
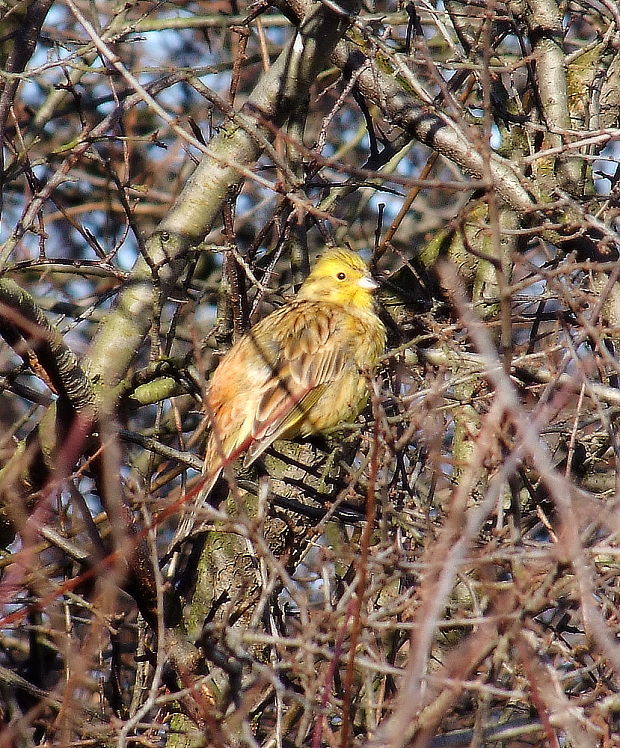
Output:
[[169, 248, 385, 559]]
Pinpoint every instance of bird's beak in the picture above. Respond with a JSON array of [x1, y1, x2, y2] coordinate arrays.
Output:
[[358, 276, 379, 290]]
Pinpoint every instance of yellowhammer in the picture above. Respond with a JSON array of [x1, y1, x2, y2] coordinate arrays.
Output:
[[170, 248, 385, 554]]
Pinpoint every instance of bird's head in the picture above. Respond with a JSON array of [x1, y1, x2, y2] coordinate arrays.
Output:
[[297, 248, 378, 311]]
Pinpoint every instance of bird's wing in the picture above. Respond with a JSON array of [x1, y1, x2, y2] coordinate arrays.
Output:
[[167, 303, 353, 571], [243, 303, 351, 465]]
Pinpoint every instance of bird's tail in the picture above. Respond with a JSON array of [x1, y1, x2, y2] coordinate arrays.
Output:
[[164, 423, 257, 581], [164, 439, 224, 581]]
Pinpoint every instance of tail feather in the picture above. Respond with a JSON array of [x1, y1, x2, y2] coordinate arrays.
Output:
[[165, 426, 255, 581], [165, 438, 224, 580]]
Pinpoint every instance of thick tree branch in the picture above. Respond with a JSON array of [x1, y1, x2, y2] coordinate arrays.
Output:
[[0, 279, 94, 411], [510, 0, 584, 192], [86, 0, 362, 394]]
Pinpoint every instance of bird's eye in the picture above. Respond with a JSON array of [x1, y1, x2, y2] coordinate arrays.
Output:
[[337, 272, 346, 280]]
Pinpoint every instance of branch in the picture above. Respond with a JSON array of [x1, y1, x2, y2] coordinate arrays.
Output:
[[0, 0, 54, 216], [510, 0, 583, 192], [86, 0, 363, 393], [0, 279, 94, 411], [418, 345, 620, 409]]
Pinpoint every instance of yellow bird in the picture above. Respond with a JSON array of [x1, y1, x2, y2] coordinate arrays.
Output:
[[170, 248, 385, 555]]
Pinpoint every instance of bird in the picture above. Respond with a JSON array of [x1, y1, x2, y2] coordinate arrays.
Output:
[[168, 247, 386, 562]]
